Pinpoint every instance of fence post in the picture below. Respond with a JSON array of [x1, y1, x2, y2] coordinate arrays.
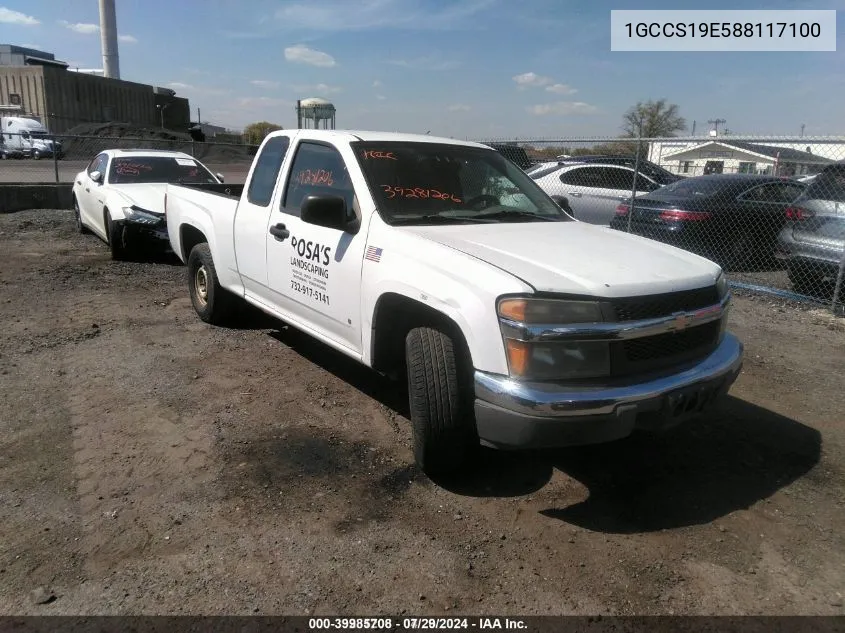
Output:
[[52, 134, 59, 183], [626, 127, 642, 234], [831, 244, 845, 317]]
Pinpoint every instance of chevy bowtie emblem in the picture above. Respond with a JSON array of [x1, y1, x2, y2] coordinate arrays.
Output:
[[670, 312, 693, 331]]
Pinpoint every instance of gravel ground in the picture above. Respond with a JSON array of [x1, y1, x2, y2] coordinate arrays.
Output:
[[1, 209, 844, 616]]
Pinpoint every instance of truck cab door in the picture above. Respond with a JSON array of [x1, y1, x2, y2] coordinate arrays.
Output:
[[265, 139, 368, 355], [233, 134, 292, 296]]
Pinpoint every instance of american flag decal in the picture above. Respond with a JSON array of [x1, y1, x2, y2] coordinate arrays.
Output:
[[365, 246, 383, 263]]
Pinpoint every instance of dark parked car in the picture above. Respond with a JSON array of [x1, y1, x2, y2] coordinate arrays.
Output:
[[0, 146, 24, 159], [776, 161, 845, 296], [611, 174, 807, 269], [489, 143, 535, 171]]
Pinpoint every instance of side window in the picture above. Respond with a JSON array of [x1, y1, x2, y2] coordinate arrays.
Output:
[[559, 167, 600, 187], [247, 135, 290, 207], [89, 154, 107, 177], [634, 173, 657, 192], [282, 142, 354, 218], [603, 167, 636, 191], [87, 153, 105, 175], [740, 184, 771, 202]]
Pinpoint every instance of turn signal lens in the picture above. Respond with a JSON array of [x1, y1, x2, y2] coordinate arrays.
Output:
[[498, 298, 527, 322], [505, 339, 531, 376]]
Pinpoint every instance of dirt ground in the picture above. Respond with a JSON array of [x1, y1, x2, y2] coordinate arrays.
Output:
[[1, 208, 844, 616]]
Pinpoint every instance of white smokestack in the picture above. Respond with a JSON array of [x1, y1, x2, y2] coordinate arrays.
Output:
[[98, 0, 120, 79]]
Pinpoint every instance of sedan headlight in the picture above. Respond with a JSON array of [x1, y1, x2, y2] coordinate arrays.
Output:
[[497, 297, 610, 381], [123, 206, 163, 225]]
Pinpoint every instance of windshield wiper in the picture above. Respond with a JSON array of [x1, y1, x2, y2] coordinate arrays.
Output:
[[472, 209, 561, 222], [391, 213, 494, 226]]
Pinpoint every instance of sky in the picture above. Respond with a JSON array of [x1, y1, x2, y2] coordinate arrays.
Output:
[[0, 0, 842, 139]]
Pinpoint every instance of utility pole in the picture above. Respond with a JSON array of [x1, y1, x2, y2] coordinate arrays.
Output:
[[707, 118, 726, 135], [691, 120, 696, 135], [800, 123, 806, 137]]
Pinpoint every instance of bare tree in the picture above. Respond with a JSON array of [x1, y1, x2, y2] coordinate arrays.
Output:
[[622, 99, 686, 139]]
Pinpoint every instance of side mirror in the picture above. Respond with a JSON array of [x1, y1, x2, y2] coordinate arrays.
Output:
[[90, 170, 103, 183], [301, 194, 353, 232], [216, 172, 225, 183]]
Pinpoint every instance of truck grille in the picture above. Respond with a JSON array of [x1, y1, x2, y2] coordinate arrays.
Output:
[[605, 285, 723, 376], [609, 285, 720, 322]]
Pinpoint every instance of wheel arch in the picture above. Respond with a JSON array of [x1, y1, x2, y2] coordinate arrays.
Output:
[[369, 292, 473, 378]]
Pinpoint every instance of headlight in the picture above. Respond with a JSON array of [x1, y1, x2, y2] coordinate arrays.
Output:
[[123, 206, 163, 225], [497, 297, 610, 381]]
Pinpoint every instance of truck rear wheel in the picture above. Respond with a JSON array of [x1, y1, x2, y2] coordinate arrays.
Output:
[[187, 243, 237, 325], [405, 326, 477, 475]]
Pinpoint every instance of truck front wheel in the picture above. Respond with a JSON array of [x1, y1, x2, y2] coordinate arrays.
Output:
[[405, 326, 477, 475], [187, 243, 237, 325]]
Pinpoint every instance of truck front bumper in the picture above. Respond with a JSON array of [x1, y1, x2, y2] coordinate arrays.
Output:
[[473, 333, 743, 450]]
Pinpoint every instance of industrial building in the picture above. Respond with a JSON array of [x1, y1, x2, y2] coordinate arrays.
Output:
[[0, 43, 190, 134]]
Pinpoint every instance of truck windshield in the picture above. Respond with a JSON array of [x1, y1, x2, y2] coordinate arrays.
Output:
[[352, 141, 570, 224], [108, 156, 217, 185]]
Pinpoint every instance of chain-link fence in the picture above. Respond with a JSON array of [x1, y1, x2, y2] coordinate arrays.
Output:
[[477, 136, 845, 315], [0, 132, 259, 185]]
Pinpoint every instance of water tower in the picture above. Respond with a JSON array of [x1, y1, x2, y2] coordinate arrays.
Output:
[[296, 98, 336, 129]]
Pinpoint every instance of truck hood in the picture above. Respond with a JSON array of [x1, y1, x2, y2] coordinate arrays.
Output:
[[401, 221, 721, 297], [108, 184, 168, 214]]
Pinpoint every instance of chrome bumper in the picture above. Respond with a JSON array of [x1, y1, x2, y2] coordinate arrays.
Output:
[[473, 332, 743, 449]]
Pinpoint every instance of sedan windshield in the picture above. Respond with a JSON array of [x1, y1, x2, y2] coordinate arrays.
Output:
[[108, 156, 217, 185], [352, 141, 570, 224]]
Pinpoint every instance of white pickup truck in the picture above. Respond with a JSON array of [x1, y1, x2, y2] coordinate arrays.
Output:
[[164, 129, 743, 475]]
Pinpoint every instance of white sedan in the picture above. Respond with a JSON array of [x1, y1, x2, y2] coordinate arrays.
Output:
[[72, 149, 223, 260]]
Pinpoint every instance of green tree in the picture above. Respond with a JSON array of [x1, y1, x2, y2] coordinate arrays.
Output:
[[622, 99, 686, 139], [243, 121, 283, 145]]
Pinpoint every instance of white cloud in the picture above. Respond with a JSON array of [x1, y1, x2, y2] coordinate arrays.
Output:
[[448, 104, 471, 112], [0, 7, 39, 25], [21, 43, 42, 50], [251, 79, 280, 89], [389, 57, 459, 71], [118, 34, 138, 44], [274, 0, 494, 31], [292, 83, 341, 95], [284, 44, 336, 67], [376, 95, 386, 101], [546, 83, 577, 95], [512, 72, 553, 89], [167, 82, 194, 91], [59, 20, 99, 34], [527, 102, 598, 116], [373, 80, 382, 88]]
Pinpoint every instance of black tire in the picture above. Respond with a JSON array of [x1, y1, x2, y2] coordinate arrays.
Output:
[[187, 243, 237, 325], [788, 262, 819, 296], [106, 214, 131, 261], [405, 326, 477, 475], [73, 198, 91, 235]]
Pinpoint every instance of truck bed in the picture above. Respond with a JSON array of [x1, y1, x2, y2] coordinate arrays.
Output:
[[175, 182, 246, 199]]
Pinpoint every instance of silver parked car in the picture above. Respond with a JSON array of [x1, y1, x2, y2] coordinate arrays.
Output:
[[776, 161, 845, 295], [531, 162, 663, 225]]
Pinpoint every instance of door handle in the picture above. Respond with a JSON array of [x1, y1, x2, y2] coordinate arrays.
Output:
[[269, 223, 290, 241], [568, 191, 582, 198]]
